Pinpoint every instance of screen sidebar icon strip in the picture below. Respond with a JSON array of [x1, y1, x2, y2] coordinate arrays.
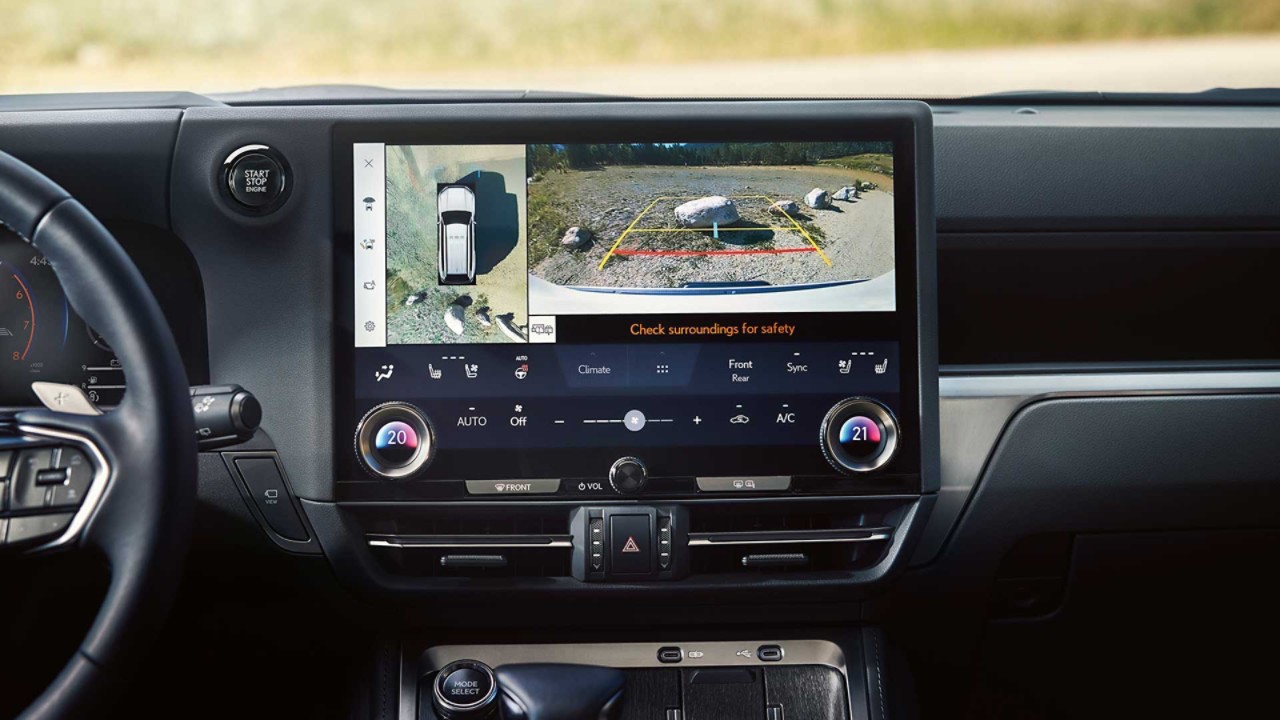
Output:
[[354, 143, 387, 348]]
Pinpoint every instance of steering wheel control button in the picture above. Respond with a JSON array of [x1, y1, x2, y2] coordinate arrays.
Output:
[[609, 514, 653, 575], [6, 512, 73, 545], [355, 402, 435, 479], [222, 144, 290, 214], [432, 660, 498, 720], [609, 457, 648, 494], [821, 398, 899, 474], [234, 457, 308, 542], [11, 448, 54, 510], [45, 447, 93, 508], [465, 479, 560, 495], [696, 476, 791, 493]]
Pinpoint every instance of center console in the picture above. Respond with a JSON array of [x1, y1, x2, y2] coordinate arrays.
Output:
[[326, 101, 937, 595]]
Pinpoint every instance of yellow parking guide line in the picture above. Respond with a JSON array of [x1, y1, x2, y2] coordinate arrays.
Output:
[[599, 196, 664, 270], [764, 194, 833, 267]]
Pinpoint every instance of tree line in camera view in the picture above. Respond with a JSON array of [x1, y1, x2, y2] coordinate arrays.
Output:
[[527, 141, 892, 174]]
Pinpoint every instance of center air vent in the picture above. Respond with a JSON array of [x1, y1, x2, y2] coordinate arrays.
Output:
[[364, 510, 572, 578], [686, 502, 907, 575]]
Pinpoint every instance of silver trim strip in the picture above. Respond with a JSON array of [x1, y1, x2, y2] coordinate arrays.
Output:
[[423, 639, 845, 672], [16, 424, 111, 553], [688, 532, 891, 547], [367, 534, 573, 549]]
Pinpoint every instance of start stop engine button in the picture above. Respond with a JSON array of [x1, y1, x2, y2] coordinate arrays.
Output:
[[222, 145, 289, 213]]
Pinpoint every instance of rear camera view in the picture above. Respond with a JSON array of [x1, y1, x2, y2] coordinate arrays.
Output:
[[526, 142, 895, 314], [385, 145, 529, 345], [365, 141, 895, 348]]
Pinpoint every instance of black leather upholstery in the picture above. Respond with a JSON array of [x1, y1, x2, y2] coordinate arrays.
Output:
[[1, 149, 197, 720], [495, 664, 625, 720]]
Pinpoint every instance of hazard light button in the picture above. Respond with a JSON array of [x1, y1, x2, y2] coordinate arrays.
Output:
[[609, 514, 653, 575]]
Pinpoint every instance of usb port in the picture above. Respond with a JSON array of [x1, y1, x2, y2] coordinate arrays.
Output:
[[758, 645, 784, 662], [657, 647, 683, 664]]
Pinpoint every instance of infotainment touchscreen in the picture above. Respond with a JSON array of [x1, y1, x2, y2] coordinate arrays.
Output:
[[344, 132, 923, 487]]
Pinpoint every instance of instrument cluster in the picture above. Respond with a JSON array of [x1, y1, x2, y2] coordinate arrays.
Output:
[[0, 229, 124, 408]]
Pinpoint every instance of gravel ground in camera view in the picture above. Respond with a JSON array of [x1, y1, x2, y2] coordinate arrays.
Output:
[[529, 164, 894, 290]]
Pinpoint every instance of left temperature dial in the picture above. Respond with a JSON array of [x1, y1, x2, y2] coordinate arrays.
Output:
[[355, 402, 436, 479]]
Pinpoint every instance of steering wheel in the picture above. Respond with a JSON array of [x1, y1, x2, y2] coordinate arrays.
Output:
[[0, 151, 197, 718]]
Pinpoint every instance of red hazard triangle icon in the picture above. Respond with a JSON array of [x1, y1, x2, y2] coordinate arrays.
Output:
[[621, 536, 641, 553]]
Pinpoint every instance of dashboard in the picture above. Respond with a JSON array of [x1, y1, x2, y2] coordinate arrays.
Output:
[[2, 93, 1280, 718]]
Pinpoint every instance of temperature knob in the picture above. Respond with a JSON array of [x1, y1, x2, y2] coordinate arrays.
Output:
[[355, 402, 435, 479], [820, 398, 899, 474]]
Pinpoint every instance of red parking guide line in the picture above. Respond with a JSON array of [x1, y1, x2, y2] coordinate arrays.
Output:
[[613, 247, 817, 257]]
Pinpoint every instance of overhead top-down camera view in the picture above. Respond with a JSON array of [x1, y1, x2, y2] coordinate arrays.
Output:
[[2, 1, 1280, 718]]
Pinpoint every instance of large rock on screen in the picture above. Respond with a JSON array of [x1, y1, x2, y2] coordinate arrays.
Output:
[[805, 188, 830, 209], [445, 304, 464, 336], [674, 196, 740, 228]]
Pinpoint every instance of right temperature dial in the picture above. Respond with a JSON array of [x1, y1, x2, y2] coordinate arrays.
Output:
[[820, 397, 900, 474]]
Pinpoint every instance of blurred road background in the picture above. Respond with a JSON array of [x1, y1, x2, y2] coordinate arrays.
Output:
[[2, 0, 1277, 96]]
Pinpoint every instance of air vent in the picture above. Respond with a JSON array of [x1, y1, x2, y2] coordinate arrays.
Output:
[[364, 510, 572, 578], [686, 502, 905, 575]]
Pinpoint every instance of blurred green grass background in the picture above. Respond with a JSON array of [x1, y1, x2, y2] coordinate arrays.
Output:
[[3, 0, 1278, 92]]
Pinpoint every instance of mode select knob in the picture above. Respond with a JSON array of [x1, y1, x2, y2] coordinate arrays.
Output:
[[355, 402, 435, 479], [609, 456, 648, 494], [432, 660, 498, 720], [820, 398, 900, 474]]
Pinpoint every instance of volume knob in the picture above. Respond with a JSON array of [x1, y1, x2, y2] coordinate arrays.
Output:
[[609, 457, 648, 494]]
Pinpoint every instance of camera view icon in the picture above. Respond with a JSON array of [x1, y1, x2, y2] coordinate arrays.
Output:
[[528, 315, 557, 343]]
